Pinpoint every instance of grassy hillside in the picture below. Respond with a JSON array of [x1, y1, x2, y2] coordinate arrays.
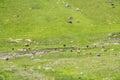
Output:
[[67, 0, 120, 24], [0, 0, 120, 80], [0, 0, 120, 52]]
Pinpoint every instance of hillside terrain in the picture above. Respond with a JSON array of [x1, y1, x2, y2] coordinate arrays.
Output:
[[0, 0, 120, 80], [0, 0, 120, 52]]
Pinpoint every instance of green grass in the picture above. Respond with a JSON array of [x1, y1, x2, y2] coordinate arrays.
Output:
[[0, 0, 120, 80], [0, 0, 120, 52], [0, 52, 120, 80]]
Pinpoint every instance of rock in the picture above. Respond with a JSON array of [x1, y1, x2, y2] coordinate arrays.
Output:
[[76, 8, 80, 11], [68, 16, 73, 20], [8, 38, 22, 43], [67, 16, 73, 24], [67, 20, 72, 24], [25, 39, 32, 42], [65, 3, 70, 8], [108, 33, 112, 36], [13, 15, 19, 18], [70, 41, 73, 43]]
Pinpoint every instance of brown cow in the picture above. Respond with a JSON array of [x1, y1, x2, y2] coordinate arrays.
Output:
[[77, 48, 80, 54]]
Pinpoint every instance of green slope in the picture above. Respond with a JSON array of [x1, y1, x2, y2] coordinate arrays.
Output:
[[0, 0, 120, 52], [67, 0, 120, 24]]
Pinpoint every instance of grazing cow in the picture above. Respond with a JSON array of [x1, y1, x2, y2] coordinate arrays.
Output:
[[32, 52, 36, 56], [77, 48, 80, 54], [27, 47, 30, 51], [94, 44, 97, 48], [111, 3, 115, 8], [23, 48, 27, 51], [71, 45, 77, 49], [96, 54, 101, 57], [101, 45, 105, 48], [23, 47, 30, 51], [101, 48, 106, 52], [86, 45, 89, 48], [5, 57, 9, 61], [12, 48, 14, 51], [25, 43, 29, 47], [70, 49, 73, 52], [43, 50, 51, 54], [101, 45, 106, 52], [108, 0, 116, 8], [60, 49, 65, 52], [54, 48, 57, 51], [12, 53, 17, 58], [63, 44, 66, 47]]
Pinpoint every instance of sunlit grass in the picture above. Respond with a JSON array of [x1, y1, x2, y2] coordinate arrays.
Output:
[[0, 0, 120, 52], [0, 0, 120, 79], [0, 52, 120, 80]]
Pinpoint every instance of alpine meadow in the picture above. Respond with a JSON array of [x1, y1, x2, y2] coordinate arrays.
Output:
[[0, 0, 120, 80]]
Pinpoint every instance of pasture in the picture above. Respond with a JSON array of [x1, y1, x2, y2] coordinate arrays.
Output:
[[0, 0, 120, 80]]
